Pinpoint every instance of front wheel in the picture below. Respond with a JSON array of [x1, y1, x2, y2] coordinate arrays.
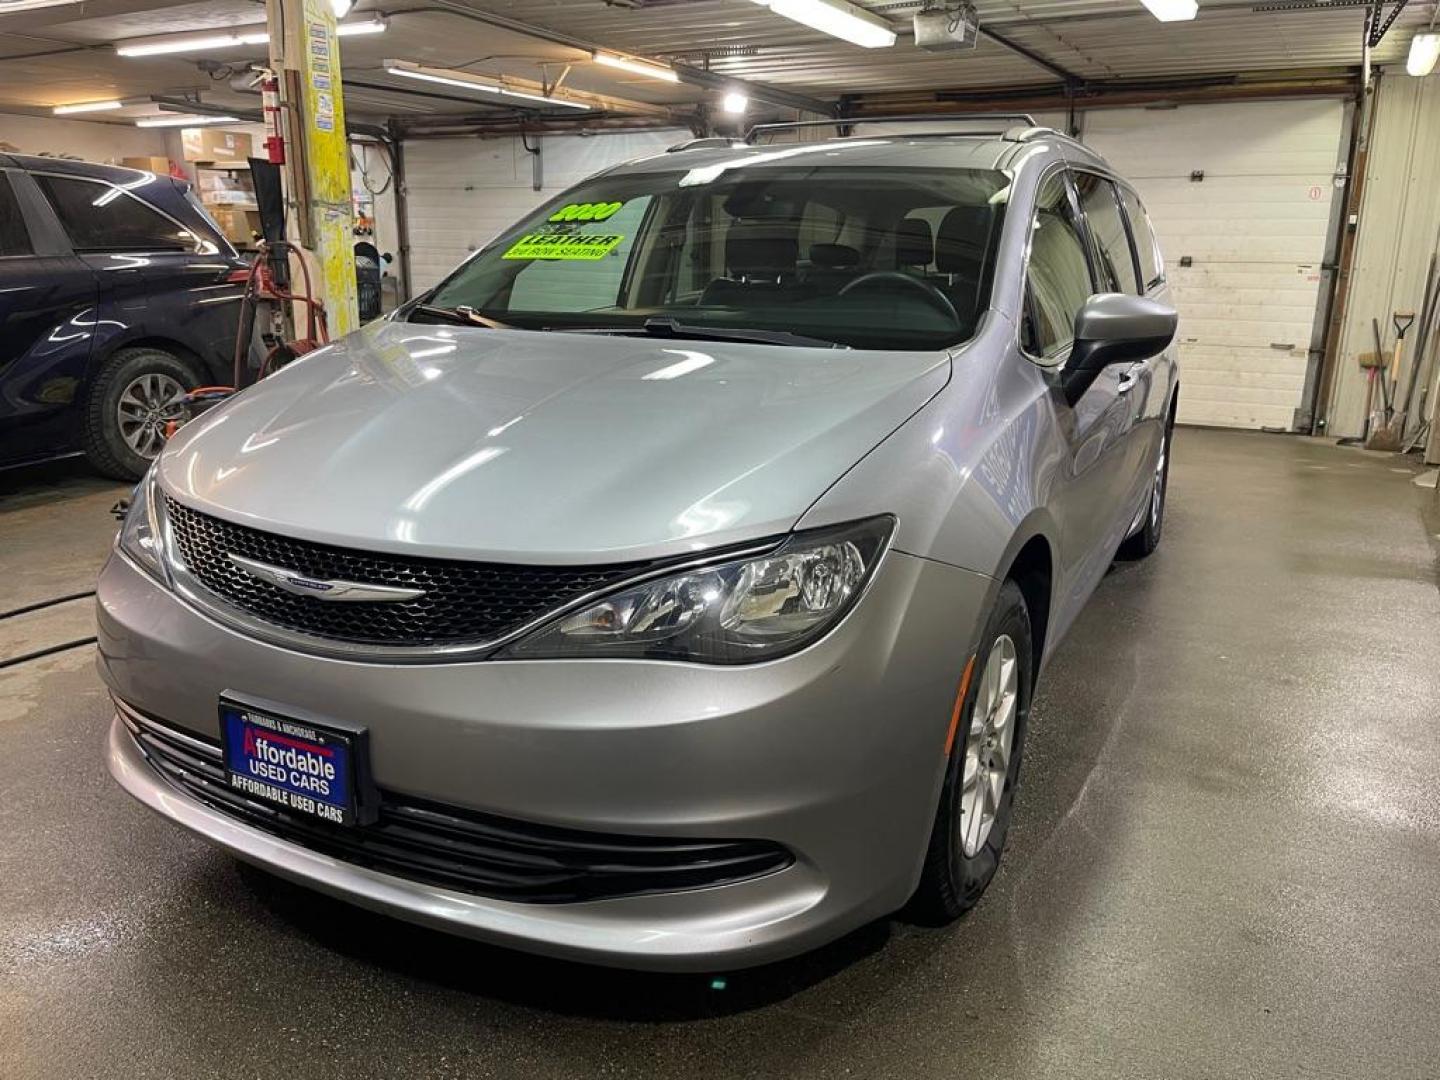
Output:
[[1118, 418, 1173, 560], [910, 580, 1033, 922]]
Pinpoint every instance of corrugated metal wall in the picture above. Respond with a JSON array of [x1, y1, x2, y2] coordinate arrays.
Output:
[[1328, 74, 1440, 440], [402, 129, 690, 291]]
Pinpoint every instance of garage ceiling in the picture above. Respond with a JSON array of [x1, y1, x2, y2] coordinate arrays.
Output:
[[0, 0, 1435, 125]]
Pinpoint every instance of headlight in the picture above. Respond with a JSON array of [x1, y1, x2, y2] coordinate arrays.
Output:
[[117, 468, 170, 586], [499, 516, 893, 664]]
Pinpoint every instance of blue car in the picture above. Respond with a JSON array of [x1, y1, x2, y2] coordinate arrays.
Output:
[[0, 154, 250, 479]]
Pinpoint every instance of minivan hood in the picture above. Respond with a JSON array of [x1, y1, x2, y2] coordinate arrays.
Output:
[[159, 322, 949, 563]]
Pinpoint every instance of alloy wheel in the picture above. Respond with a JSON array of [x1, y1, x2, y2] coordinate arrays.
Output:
[[1150, 432, 1169, 530], [116, 373, 186, 459], [959, 634, 1018, 857]]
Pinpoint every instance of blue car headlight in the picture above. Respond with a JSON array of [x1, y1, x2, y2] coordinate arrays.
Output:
[[116, 468, 171, 587], [499, 516, 893, 664]]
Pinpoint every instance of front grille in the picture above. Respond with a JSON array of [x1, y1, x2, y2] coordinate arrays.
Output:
[[121, 706, 793, 904], [164, 496, 646, 648]]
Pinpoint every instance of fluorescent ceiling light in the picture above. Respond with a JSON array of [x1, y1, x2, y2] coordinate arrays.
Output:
[[337, 17, 387, 36], [0, 0, 88, 11], [53, 100, 124, 115], [383, 60, 591, 110], [1139, 0, 1199, 22], [116, 18, 383, 56], [117, 31, 268, 57], [749, 0, 896, 48], [1408, 32, 1440, 77], [135, 114, 240, 128], [593, 52, 680, 83], [721, 90, 748, 115]]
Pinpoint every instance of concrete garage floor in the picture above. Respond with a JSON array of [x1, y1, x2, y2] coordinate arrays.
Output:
[[2, 428, 1438, 1080]]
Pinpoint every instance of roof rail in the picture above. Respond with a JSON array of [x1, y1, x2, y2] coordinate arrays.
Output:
[[745, 113, 1039, 144], [666, 136, 745, 153], [1010, 125, 1075, 143]]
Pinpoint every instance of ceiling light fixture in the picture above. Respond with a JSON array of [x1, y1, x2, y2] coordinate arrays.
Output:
[[1139, 0, 1199, 22], [749, 0, 896, 48], [593, 51, 680, 83], [383, 60, 592, 109], [53, 100, 125, 115], [1408, 32, 1440, 77], [337, 16, 387, 36], [0, 0, 89, 11], [117, 31, 269, 57], [135, 114, 240, 128], [331, 0, 353, 16], [116, 18, 384, 56], [721, 90, 749, 115]]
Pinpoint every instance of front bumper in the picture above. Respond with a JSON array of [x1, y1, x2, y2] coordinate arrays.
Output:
[[98, 547, 992, 971]]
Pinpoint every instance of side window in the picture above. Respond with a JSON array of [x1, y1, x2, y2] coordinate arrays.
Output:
[[508, 196, 652, 313], [0, 173, 34, 256], [36, 175, 197, 253], [1120, 187, 1164, 290], [1074, 173, 1140, 295], [1025, 174, 1095, 358]]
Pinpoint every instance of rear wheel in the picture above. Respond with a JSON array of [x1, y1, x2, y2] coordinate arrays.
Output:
[[82, 347, 196, 480], [911, 580, 1033, 922], [1118, 415, 1173, 560]]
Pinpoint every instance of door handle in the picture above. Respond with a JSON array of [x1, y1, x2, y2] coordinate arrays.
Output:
[[1117, 364, 1145, 394]]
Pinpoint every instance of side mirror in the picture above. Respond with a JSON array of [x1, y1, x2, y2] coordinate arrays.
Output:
[[1062, 293, 1177, 406]]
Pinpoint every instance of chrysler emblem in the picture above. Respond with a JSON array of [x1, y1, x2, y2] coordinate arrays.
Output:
[[227, 554, 425, 603]]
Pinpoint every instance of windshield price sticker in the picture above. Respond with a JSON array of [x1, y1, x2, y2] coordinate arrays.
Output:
[[548, 200, 624, 222], [504, 233, 625, 261]]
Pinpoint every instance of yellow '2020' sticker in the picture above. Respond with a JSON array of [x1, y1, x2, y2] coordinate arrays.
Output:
[[503, 233, 625, 261], [548, 201, 624, 222]]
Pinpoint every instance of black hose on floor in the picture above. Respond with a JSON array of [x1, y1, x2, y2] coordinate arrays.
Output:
[[0, 590, 96, 622], [0, 637, 97, 670]]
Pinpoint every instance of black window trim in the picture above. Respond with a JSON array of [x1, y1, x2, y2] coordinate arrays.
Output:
[[1115, 181, 1166, 293], [30, 170, 209, 256], [1070, 167, 1144, 299], [0, 170, 35, 260], [1018, 163, 1100, 367]]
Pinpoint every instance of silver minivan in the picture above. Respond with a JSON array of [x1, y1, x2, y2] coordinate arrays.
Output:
[[99, 119, 1179, 971]]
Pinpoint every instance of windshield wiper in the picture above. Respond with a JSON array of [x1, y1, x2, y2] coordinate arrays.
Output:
[[408, 303, 514, 330], [562, 317, 846, 350]]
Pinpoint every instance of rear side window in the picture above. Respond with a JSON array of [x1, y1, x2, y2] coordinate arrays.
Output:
[[0, 173, 33, 256], [1119, 187, 1164, 290], [1074, 172, 1140, 295], [36, 175, 198, 254], [1025, 174, 1095, 359]]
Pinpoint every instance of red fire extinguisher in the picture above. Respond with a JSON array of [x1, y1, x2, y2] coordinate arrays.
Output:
[[261, 69, 285, 165]]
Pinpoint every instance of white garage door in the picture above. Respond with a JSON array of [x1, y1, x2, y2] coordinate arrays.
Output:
[[1081, 100, 1347, 430], [402, 129, 691, 293]]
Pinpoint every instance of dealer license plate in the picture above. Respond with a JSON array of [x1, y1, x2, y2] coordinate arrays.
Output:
[[219, 700, 359, 826]]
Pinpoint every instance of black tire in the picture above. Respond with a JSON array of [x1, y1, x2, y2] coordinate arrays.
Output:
[[911, 579, 1033, 923], [1117, 414, 1174, 560], [81, 346, 198, 481]]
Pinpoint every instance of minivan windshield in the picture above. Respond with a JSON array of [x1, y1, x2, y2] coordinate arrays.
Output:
[[421, 163, 1011, 351]]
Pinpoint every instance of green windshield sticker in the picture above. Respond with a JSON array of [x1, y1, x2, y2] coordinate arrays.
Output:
[[547, 200, 625, 223], [503, 232, 625, 261]]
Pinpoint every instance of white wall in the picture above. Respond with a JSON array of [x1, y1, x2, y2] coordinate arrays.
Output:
[[1328, 72, 1440, 441], [401, 129, 691, 292], [0, 113, 167, 162]]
